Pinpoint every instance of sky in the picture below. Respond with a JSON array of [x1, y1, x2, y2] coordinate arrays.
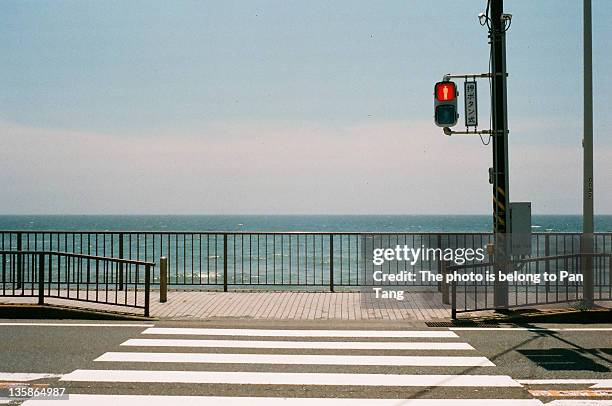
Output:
[[1, 0, 610, 215]]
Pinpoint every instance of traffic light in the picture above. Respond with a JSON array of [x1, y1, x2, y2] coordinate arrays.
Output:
[[434, 81, 458, 127]]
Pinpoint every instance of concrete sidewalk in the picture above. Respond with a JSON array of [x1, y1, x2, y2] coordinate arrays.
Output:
[[0, 291, 451, 321], [150, 291, 451, 320]]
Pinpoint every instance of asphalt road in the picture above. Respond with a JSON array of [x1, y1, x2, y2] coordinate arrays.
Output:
[[0, 320, 610, 404], [0, 321, 153, 373], [456, 325, 612, 380]]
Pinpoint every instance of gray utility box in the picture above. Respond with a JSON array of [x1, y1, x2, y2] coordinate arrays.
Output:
[[509, 202, 532, 256]]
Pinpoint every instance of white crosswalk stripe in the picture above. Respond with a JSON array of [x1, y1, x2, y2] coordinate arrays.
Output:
[[22, 394, 547, 406], [121, 338, 475, 350], [62, 369, 518, 386], [56, 326, 534, 403], [95, 351, 494, 366], [141, 327, 460, 338]]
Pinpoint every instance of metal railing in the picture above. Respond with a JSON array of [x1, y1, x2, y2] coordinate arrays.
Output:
[[0, 231, 610, 291], [0, 250, 153, 316], [449, 252, 612, 318]]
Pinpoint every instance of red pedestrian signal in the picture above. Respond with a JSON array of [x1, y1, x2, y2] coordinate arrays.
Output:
[[434, 81, 458, 127], [435, 82, 457, 102]]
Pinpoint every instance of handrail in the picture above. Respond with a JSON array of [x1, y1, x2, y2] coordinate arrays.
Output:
[[447, 252, 612, 271], [1, 250, 153, 316], [0, 250, 155, 266], [1, 230, 609, 235], [449, 252, 612, 319]]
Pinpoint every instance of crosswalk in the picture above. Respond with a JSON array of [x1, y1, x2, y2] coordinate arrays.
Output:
[[21, 326, 545, 404]]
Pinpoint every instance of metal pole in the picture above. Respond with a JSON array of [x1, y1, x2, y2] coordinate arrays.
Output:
[[223, 234, 228, 292], [16, 232, 23, 290], [582, 0, 594, 306], [490, 0, 510, 309], [118, 233, 124, 291], [329, 235, 334, 292], [159, 257, 168, 303], [451, 279, 457, 320], [437, 235, 443, 292], [38, 253, 44, 305]]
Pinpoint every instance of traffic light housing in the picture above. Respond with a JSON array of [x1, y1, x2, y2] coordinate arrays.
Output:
[[434, 81, 458, 127]]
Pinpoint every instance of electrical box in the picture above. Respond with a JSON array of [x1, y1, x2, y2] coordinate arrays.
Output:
[[509, 202, 532, 256]]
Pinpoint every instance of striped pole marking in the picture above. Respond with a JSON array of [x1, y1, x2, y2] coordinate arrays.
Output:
[[95, 352, 494, 367], [141, 328, 458, 338], [60, 370, 521, 387], [121, 338, 474, 350]]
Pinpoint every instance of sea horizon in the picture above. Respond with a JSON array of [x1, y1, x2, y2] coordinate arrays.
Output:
[[1, 214, 611, 233]]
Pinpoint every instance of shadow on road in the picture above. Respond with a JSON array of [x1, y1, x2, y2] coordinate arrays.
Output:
[[517, 347, 611, 372]]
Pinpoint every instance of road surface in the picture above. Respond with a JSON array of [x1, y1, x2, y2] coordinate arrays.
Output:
[[0, 320, 610, 405]]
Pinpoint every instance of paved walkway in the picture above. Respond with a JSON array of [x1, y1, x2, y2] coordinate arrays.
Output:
[[0, 291, 451, 321], [151, 291, 450, 320]]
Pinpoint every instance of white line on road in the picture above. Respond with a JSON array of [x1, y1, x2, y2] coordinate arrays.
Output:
[[0, 372, 62, 381], [95, 352, 495, 367], [450, 327, 612, 332], [121, 338, 474, 350], [142, 327, 458, 338], [545, 401, 612, 405], [60, 370, 521, 387], [590, 380, 612, 388], [0, 323, 153, 328], [517, 379, 604, 385], [21, 394, 545, 406]]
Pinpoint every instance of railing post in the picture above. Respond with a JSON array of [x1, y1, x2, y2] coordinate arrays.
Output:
[[329, 234, 334, 292], [437, 235, 442, 292], [159, 257, 168, 303], [118, 233, 124, 291], [16, 232, 23, 289], [38, 253, 44, 305], [223, 234, 228, 292], [144, 264, 151, 317], [545, 234, 550, 294], [451, 279, 457, 320]]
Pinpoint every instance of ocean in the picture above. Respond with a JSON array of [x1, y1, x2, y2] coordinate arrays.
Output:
[[1, 215, 610, 287], [0, 215, 611, 232]]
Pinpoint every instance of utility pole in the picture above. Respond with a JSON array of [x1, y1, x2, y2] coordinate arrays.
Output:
[[582, 0, 594, 306], [434, 1, 516, 310], [490, 0, 510, 309]]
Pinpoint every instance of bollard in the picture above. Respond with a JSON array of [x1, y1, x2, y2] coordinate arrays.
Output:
[[159, 257, 168, 303], [144, 264, 151, 317], [441, 261, 450, 305]]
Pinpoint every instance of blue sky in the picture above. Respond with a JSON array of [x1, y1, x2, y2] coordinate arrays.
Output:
[[1, 0, 610, 214]]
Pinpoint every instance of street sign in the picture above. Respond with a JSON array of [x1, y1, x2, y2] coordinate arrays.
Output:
[[464, 81, 478, 127], [434, 81, 458, 127]]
